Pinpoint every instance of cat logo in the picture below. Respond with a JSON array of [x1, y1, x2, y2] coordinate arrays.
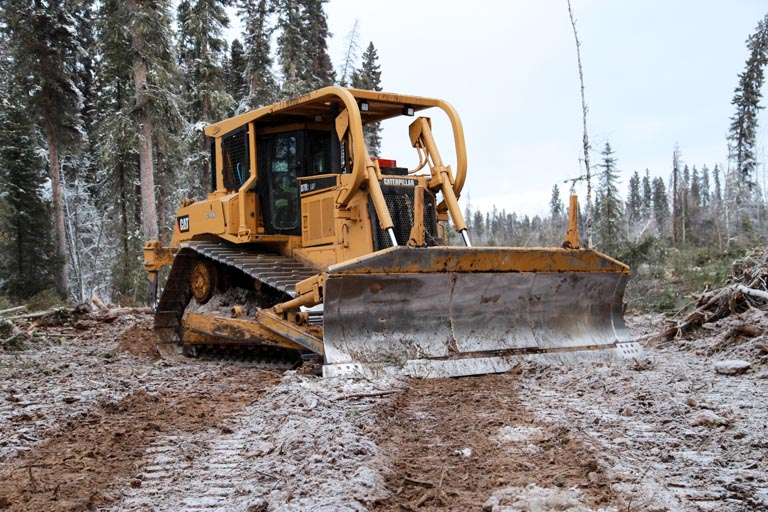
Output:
[[178, 215, 190, 233], [383, 178, 416, 187]]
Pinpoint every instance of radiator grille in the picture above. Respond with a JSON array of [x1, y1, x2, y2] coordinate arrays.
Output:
[[370, 184, 439, 250]]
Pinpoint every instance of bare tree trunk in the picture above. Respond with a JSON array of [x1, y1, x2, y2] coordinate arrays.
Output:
[[128, 0, 158, 241], [672, 147, 679, 244], [62, 173, 84, 302], [724, 165, 732, 248], [567, 0, 592, 248], [155, 140, 168, 243], [118, 161, 129, 256], [201, 94, 210, 195], [715, 203, 723, 252], [45, 128, 68, 296]]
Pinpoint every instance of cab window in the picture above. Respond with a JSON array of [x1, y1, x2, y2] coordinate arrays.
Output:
[[221, 128, 249, 191], [266, 134, 299, 230], [306, 131, 332, 175]]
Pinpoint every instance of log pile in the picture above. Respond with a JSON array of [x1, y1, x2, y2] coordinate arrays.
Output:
[[659, 248, 768, 341]]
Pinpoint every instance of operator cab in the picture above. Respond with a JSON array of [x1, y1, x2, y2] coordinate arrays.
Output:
[[215, 127, 337, 236], [207, 88, 456, 245]]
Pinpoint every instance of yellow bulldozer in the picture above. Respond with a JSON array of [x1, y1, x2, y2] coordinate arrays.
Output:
[[143, 86, 641, 378]]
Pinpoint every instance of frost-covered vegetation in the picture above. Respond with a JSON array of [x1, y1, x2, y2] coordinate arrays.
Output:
[[0, 2, 766, 312], [0, 0, 381, 306]]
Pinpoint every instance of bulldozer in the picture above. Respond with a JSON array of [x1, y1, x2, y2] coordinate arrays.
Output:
[[143, 86, 641, 378]]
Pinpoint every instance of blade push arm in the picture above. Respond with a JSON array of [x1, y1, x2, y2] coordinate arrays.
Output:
[[335, 107, 399, 247], [409, 117, 472, 246]]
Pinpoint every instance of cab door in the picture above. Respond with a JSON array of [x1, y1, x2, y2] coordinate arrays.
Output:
[[258, 131, 302, 235]]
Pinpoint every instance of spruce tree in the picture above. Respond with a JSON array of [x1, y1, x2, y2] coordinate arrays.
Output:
[[651, 176, 669, 238], [595, 142, 623, 254], [688, 166, 702, 242], [94, 0, 144, 302], [641, 169, 652, 217], [177, 0, 232, 194], [1, 0, 85, 296], [95, 0, 180, 301], [0, 58, 58, 300], [626, 171, 642, 223], [240, 0, 277, 109], [700, 165, 711, 208], [277, 0, 308, 97], [549, 184, 564, 219], [228, 38, 247, 105], [472, 210, 485, 241], [275, 0, 334, 97], [301, 0, 334, 88], [713, 165, 723, 205], [728, 13, 768, 187], [549, 184, 564, 244], [690, 166, 701, 209], [352, 42, 383, 156], [126, 0, 179, 243]]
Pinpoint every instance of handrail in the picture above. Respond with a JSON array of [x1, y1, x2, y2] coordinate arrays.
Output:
[[204, 86, 468, 203], [432, 98, 467, 199]]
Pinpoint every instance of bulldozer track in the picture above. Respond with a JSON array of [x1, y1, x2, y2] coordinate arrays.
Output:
[[154, 241, 320, 365], [119, 434, 248, 510]]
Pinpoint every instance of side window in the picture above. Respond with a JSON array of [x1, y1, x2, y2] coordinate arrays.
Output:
[[209, 139, 217, 192], [306, 131, 332, 175], [268, 135, 299, 230], [221, 129, 249, 191]]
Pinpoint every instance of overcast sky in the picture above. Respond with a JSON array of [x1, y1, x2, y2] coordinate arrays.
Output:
[[319, 0, 767, 217]]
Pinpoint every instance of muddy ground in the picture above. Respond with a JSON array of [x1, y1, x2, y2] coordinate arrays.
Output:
[[0, 311, 766, 511]]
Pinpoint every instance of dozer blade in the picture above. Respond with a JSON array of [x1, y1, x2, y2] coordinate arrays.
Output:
[[321, 246, 642, 378]]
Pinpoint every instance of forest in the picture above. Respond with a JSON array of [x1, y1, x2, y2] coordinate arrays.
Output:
[[0, 1, 767, 313]]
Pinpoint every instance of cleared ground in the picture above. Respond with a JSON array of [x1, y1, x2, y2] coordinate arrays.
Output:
[[0, 312, 766, 511]]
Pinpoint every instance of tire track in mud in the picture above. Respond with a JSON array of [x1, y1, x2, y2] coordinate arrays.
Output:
[[371, 373, 618, 511], [0, 368, 281, 512]]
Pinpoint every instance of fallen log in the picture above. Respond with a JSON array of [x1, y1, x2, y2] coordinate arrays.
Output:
[[734, 284, 768, 302], [0, 305, 27, 316], [91, 296, 109, 313], [3, 308, 78, 322], [92, 307, 152, 322]]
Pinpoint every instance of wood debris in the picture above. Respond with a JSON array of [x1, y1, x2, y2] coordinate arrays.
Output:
[[659, 248, 768, 341]]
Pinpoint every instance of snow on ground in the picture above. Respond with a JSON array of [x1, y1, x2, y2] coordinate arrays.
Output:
[[0, 317, 150, 462], [515, 314, 768, 511], [0, 312, 766, 511], [0, 316, 258, 463], [111, 372, 399, 512], [483, 484, 616, 512]]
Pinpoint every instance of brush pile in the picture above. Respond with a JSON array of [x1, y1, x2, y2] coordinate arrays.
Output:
[[0, 300, 151, 351], [659, 248, 768, 344]]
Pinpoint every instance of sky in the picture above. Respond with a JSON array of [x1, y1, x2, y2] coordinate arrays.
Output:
[[317, 0, 768, 217]]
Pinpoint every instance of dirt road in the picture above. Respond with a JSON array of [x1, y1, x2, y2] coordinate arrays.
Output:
[[0, 312, 765, 511]]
